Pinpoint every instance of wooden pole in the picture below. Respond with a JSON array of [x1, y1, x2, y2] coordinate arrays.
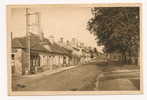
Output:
[[26, 8, 31, 74]]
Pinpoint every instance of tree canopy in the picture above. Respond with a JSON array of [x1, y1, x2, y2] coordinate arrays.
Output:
[[87, 7, 140, 59]]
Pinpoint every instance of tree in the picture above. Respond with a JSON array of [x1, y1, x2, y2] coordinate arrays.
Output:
[[87, 7, 140, 64]]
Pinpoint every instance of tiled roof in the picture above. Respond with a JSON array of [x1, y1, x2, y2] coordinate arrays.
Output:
[[12, 34, 49, 52], [51, 42, 72, 56], [12, 33, 72, 56]]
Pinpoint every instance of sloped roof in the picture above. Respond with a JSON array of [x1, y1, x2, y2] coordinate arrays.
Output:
[[12, 33, 72, 56], [12, 34, 49, 52], [50, 42, 72, 56]]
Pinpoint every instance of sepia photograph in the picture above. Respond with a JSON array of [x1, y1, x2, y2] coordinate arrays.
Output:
[[7, 4, 142, 95]]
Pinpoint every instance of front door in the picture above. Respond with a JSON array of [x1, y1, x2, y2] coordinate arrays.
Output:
[[30, 54, 40, 74]]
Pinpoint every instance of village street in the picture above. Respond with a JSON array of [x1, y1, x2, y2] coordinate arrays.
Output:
[[10, 7, 141, 93], [12, 59, 140, 91]]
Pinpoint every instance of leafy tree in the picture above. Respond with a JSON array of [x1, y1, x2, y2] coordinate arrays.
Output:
[[87, 7, 140, 64]]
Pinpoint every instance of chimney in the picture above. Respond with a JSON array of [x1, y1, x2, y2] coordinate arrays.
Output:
[[72, 38, 76, 45], [49, 35, 55, 44], [40, 29, 44, 42], [60, 37, 64, 43], [66, 40, 70, 46], [76, 40, 79, 48], [81, 42, 84, 47]]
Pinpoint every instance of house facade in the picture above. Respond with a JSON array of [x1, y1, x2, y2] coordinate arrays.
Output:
[[11, 33, 95, 76]]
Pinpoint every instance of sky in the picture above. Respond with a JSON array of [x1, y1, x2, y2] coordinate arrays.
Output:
[[9, 6, 103, 52]]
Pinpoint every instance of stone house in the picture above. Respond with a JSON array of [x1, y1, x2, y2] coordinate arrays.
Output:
[[11, 33, 72, 75], [11, 33, 94, 76]]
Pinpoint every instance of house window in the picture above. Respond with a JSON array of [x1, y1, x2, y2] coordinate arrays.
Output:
[[11, 54, 15, 60]]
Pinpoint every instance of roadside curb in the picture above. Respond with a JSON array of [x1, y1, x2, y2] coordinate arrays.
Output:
[[21, 65, 80, 79], [94, 72, 104, 91]]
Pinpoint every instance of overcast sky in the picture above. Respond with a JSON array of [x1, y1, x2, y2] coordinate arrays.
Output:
[[10, 6, 103, 52]]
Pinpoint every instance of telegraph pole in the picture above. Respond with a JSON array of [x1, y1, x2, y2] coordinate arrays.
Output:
[[25, 8, 43, 74], [26, 8, 31, 74]]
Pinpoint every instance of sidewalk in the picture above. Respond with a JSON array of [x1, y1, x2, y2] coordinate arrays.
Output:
[[21, 65, 80, 80]]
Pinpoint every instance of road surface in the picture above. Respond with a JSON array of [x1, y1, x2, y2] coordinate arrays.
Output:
[[12, 61, 140, 91], [13, 63, 102, 91]]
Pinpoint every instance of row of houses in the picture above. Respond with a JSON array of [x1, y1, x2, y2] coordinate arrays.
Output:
[[11, 33, 96, 76]]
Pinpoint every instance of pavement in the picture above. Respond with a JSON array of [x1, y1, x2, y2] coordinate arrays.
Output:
[[12, 64, 81, 90], [12, 63, 102, 91], [12, 61, 140, 91], [22, 65, 80, 80]]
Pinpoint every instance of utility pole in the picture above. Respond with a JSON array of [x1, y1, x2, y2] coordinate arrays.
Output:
[[25, 8, 43, 74], [26, 8, 31, 74]]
